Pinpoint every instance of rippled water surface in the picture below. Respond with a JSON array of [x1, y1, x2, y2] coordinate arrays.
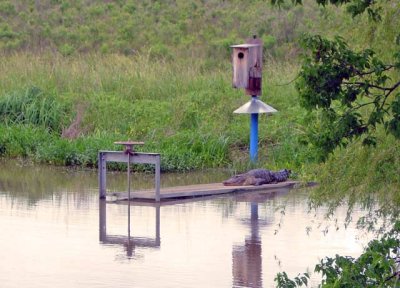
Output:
[[0, 160, 370, 287]]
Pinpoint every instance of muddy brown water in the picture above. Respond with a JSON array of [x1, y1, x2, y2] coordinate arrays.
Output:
[[0, 160, 370, 287]]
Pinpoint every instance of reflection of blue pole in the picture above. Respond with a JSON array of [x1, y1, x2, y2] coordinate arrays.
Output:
[[251, 202, 258, 220], [250, 96, 259, 162]]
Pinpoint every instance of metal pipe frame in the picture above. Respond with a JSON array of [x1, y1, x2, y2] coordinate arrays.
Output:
[[98, 151, 161, 201]]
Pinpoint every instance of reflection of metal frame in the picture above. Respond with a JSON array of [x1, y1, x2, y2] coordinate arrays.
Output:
[[98, 151, 161, 201], [99, 200, 160, 257]]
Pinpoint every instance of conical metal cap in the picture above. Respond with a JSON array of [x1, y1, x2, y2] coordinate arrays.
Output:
[[234, 98, 278, 114]]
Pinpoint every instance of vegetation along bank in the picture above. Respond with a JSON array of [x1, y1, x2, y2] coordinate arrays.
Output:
[[0, 0, 398, 186], [0, 0, 398, 181]]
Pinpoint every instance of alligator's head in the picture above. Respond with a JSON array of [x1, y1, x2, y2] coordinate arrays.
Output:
[[272, 169, 292, 182], [223, 174, 248, 186]]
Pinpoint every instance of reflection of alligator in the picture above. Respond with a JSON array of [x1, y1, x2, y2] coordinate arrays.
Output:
[[223, 169, 291, 186]]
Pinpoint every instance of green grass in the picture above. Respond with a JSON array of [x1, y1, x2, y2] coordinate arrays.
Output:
[[0, 86, 70, 132], [0, 0, 328, 59], [0, 53, 311, 172]]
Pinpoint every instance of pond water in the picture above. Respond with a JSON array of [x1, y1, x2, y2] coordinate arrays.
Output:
[[0, 160, 371, 288]]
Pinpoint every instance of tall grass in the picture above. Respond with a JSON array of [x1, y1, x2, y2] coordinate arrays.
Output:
[[0, 53, 311, 172], [0, 53, 208, 99], [0, 86, 70, 132]]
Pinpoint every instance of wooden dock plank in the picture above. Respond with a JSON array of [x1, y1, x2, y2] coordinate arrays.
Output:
[[109, 181, 300, 201], [107, 187, 293, 207]]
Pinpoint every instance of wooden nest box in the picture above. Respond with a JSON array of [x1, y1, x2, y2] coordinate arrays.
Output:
[[231, 37, 263, 96]]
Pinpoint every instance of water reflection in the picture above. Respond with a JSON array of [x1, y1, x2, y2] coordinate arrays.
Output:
[[99, 200, 160, 258], [0, 160, 372, 288], [0, 159, 230, 203], [0, 159, 99, 206], [231, 190, 288, 288], [232, 203, 263, 288], [99, 188, 291, 287]]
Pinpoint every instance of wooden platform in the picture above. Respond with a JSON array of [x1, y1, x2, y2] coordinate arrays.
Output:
[[108, 180, 303, 202]]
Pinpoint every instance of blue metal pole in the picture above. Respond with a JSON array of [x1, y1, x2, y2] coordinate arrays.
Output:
[[250, 96, 259, 162]]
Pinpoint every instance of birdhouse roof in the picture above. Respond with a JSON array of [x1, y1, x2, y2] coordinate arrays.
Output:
[[234, 98, 277, 114]]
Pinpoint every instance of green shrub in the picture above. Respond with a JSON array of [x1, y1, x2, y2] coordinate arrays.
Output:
[[0, 124, 53, 158], [148, 43, 173, 60], [0, 23, 17, 39], [0, 86, 70, 133], [0, 1, 16, 16], [59, 44, 75, 56]]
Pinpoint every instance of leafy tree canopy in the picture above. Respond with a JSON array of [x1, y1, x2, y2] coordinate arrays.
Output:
[[297, 34, 400, 159], [274, 0, 400, 160], [271, 0, 400, 286]]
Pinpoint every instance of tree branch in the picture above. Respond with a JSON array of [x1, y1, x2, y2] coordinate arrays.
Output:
[[342, 81, 394, 91], [351, 101, 376, 111], [385, 271, 400, 282], [381, 80, 400, 109], [354, 65, 394, 77]]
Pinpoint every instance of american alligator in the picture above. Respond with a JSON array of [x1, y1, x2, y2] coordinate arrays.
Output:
[[222, 168, 291, 186], [272, 169, 291, 182]]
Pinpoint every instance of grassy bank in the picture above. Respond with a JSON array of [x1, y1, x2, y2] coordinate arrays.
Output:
[[0, 53, 313, 172], [0, 1, 398, 201]]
